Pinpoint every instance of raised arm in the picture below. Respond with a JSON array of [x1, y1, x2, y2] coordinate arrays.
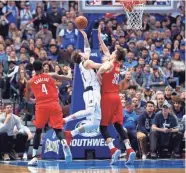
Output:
[[79, 30, 91, 56], [98, 25, 110, 57], [49, 67, 72, 81]]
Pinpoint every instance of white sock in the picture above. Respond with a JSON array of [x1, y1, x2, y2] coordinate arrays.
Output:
[[108, 142, 115, 150], [61, 139, 67, 146], [32, 149, 37, 157], [71, 128, 80, 137], [124, 141, 131, 149]]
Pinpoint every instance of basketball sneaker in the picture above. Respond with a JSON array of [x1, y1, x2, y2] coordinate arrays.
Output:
[[110, 148, 121, 165], [63, 144, 72, 163], [64, 131, 73, 146], [125, 148, 136, 165], [28, 157, 38, 166]]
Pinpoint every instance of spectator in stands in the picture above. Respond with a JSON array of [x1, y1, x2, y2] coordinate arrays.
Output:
[[58, 45, 74, 66], [150, 66, 165, 88], [127, 85, 137, 99], [33, 5, 47, 32], [34, 38, 43, 57], [159, 47, 171, 67], [2, 1, 19, 26], [137, 101, 156, 160], [58, 21, 78, 48], [144, 87, 154, 102], [0, 15, 9, 37], [162, 61, 179, 88], [172, 97, 185, 120], [171, 52, 185, 86], [154, 92, 167, 113], [47, 44, 59, 62], [179, 40, 185, 61], [20, 2, 33, 29], [8, 23, 22, 41], [132, 96, 145, 116], [143, 64, 152, 88], [35, 24, 53, 47], [164, 86, 173, 104], [119, 71, 135, 92], [0, 103, 25, 160], [132, 64, 146, 89], [47, 4, 62, 38], [150, 102, 182, 159], [13, 121, 33, 160], [56, 16, 68, 38], [0, 43, 7, 63], [123, 100, 138, 152], [123, 52, 138, 70]]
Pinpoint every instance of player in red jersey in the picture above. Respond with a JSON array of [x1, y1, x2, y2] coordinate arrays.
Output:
[[26, 60, 72, 166], [97, 26, 136, 165]]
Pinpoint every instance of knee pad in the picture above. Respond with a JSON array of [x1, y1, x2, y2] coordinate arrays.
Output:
[[84, 119, 100, 132], [33, 128, 42, 150], [53, 129, 65, 141], [114, 123, 128, 140], [36, 128, 42, 134], [100, 125, 111, 140]]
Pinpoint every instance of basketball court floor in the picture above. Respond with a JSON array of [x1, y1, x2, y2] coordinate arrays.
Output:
[[0, 159, 185, 173]]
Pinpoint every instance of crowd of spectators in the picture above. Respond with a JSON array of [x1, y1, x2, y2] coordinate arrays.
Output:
[[0, 0, 185, 160]]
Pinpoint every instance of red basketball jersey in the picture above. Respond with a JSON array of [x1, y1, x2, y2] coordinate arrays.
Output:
[[30, 73, 59, 105], [101, 62, 120, 93]]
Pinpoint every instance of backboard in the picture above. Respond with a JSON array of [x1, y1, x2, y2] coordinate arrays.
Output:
[[79, 0, 178, 14]]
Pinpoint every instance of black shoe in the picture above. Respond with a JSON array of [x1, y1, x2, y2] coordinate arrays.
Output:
[[151, 153, 157, 159], [9, 150, 20, 160]]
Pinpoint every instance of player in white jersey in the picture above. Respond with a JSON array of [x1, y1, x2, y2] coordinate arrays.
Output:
[[64, 30, 102, 146]]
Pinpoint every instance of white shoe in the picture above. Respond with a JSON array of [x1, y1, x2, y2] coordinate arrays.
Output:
[[63, 144, 72, 163], [142, 154, 147, 160], [28, 166, 38, 173], [23, 153, 28, 161], [28, 157, 38, 166], [110, 149, 121, 165]]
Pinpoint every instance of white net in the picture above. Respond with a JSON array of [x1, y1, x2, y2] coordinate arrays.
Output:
[[121, 0, 146, 30]]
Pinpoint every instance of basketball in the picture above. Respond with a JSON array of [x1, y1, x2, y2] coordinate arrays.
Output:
[[75, 16, 88, 29]]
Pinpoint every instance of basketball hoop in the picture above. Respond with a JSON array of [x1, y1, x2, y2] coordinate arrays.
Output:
[[119, 0, 147, 30]]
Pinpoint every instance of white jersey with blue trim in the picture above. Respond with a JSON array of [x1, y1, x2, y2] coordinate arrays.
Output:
[[79, 61, 100, 90]]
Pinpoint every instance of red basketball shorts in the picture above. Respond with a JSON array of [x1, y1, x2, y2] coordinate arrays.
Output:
[[33, 102, 63, 129], [100, 93, 123, 126]]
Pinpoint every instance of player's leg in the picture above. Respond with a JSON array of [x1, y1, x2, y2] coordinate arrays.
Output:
[[65, 90, 100, 139], [65, 105, 100, 145], [100, 94, 121, 165], [113, 98, 136, 165], [28, 105, 48, 166], [64, 108, 93, 123], [64, 90, 95, 123], [28, 128, 43, 166], [50, 103, 72, 163]]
